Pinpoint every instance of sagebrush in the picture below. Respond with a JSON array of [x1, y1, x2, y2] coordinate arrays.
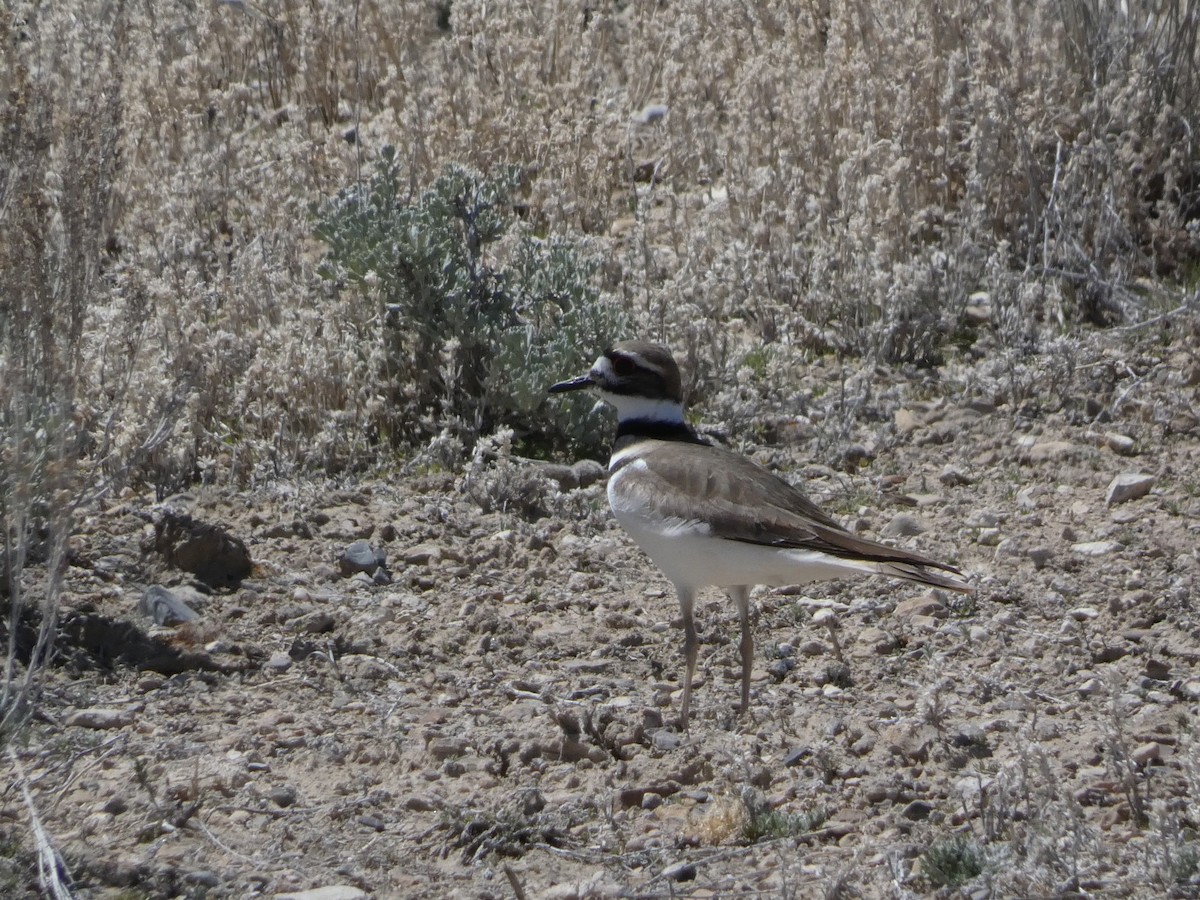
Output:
[[4, 0, 1196, 483]]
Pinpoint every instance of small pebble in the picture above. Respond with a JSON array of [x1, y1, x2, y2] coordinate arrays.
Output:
[[882, 514, 925, 538], [1104, 432, 1135, 455], [783, 747, 808, 767], [66, 708, 133, 730], [268, 785, 298, 807], [641, 793, 663, 811], [357, 814, 385, 831], [650, 730, 681, 752], [1131, 742, 1166, 766], [1071, 540, 1122, 557], [662, 861, 696, 882], [901, 799, 933, 821], [183, 871, 220, 888], [275, 888, 368, 900]]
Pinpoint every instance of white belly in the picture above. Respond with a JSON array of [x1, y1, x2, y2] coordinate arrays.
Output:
[[607, 467, 876, 590]]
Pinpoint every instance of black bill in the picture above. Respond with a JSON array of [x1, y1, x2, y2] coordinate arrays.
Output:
[[548, 374, 595, 394]]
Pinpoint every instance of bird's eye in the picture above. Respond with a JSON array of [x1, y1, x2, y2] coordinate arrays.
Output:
[[612, 356, 635, 376]]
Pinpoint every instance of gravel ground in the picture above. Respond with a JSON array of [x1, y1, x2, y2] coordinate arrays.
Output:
[[4, 327, 1200, 899]]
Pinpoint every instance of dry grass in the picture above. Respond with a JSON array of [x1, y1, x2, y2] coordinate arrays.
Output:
[[4, 0, 1196, 485]]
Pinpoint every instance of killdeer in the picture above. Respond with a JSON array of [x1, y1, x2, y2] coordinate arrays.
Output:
[[549, 341, 971, 728]]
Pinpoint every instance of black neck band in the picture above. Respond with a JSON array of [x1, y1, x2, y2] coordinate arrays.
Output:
[[615, 419, 707, 444]]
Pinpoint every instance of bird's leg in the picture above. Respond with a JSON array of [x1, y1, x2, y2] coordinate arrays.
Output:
[[675, 584, 697, 730], [729, 585, 752, 716]]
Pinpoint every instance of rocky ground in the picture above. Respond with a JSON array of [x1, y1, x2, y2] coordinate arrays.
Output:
[[4, 324, 1200, 899]]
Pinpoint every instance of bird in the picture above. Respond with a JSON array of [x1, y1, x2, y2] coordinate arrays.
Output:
[[549, 340, 971, 728]]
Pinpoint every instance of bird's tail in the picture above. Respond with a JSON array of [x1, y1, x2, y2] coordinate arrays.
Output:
[[876, 561, 974, 595]]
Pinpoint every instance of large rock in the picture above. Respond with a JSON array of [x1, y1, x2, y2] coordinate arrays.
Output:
[[1105, 473, 1154, 506], [339, 540, 385, 576], [149, 510, 251, 588]]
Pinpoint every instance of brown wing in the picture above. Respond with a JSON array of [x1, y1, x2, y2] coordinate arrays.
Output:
[[634, 440, 964, 576]]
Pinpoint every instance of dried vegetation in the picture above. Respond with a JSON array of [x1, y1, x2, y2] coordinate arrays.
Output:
[[2, 0, 1200, 896]]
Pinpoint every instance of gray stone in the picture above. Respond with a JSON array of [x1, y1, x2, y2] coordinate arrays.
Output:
[[138, 586, 200, 626], [183, 871, 220, 888], [274, 888, 368, 900], [1071, 540, 1123, 556], [882, 514, 925, 538], [1105, 473, 1154, 506], [339, 540, 384, 576], [662, 861, 696, 882], [939, 466, 973, 486], [901, 799, 933, 820], [402, 543, 442, 565], [1104, 432, 1136, 455], [268, 785, 298, 807], [67, 708, 133, 730]]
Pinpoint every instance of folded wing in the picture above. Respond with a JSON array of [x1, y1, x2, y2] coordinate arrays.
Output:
[[633, 441, 970, 591]]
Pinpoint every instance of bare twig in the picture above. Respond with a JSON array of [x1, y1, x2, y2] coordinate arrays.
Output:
[[8, 746, 75, 900], [503, 864, 529, 900]]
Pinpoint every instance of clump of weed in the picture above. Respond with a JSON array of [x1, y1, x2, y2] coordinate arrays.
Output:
[[316, 153, 626, 459], [1168, 843, 1200, 887], [823, 661, 854, 689], [921, 834, 985, 887], [438, 790, 576, 863], [739, 789, 828, 843]]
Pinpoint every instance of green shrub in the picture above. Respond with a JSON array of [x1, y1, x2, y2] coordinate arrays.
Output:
[[740, 789, 828, 843], [922, 835, 985, 887], [316, 153, 626, 459]]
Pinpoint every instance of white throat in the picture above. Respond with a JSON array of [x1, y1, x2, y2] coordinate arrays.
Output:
[[600, 391, 685, 424]]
